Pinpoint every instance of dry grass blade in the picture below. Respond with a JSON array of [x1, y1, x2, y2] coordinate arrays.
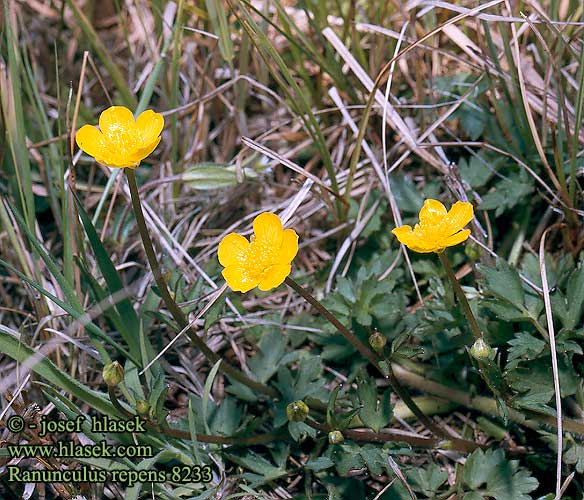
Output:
[[327, 88, 423, 300], [385, 455, 416, 500], [241, 136, 341, 200], [504, 1, 563, 197], [325, 198, 381, 292], [139, 283, 228, 376], [539, 225, 564, 500]]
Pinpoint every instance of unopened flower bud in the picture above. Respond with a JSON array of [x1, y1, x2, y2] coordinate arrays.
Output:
[[286, 401, 309, 422], [135, 399, 151, 418], [103, 362, 124, 387], [328, 430, 344, 444], [465, 240, 482, 261], [369, 332, 387, 354], [470, 338, 495, 361]]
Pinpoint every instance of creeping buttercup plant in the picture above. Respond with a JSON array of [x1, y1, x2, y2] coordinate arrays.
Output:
[[2, 3, 584, 499]]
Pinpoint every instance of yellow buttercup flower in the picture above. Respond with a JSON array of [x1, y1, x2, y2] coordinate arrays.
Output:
[[392, 199, 474, 253], [75, 106, 164, 168], [218, 212, 299, 293]]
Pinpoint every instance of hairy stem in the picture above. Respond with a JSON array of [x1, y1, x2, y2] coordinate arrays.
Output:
[[126, 169, 277, 397], [438, 251, 483, 340], [108, 386, 134, 419], [285, 276, 478, 449]]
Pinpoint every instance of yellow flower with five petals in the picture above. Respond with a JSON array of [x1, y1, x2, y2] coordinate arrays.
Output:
[[75, 106, 164, 168], [218, 212, 299, 292], [392, 199, 474, 253]]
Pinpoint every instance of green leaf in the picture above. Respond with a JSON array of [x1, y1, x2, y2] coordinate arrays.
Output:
[[507, 356, 578, 409], [479, 174, 533, 217], [392, 174, 425, 213], [202, 359, 223, 435], [226, 450, 288, 486], [356, 374, 392, 433], [463, 448, 538, 500], [564, 442, 584, 473], [288, 421, 317, 442], [292, 355, 326, 400], [305, 456, 335, 472], [248, 330, 287, 383], [327, 385, 342, 428], [210, 396, 241, 436], [463, 493, 486, 500], [148, 368, 169, 421], [407, 463, 448, 496], [555, 264, 584, 329], [463, 448, 507, 490], [460, 105, 488, 140], [483, 301, 529, 322], [507, 332, 545, 364], [204, 0, 234, 63], [478, 261, 525, 307], [459, 156, 495, 188], [487, 467, 538, 500], [334, 444, 389, 477]]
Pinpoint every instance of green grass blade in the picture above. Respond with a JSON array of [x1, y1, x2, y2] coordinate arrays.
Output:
[[64, 0, 137, 108], [0, 329, 118, 416], [228, 0, 340, 202], [0, 257, 139, 364], [74, 192, 144, 358], [1, 2, 35, 231], [205, 0, 234, 65]]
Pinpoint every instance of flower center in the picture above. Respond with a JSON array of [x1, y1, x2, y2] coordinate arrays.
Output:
[[244, 237, 279, 279], [104, 124, 140, 157]]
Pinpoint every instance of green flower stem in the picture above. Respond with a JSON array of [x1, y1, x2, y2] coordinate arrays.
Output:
[[438, 252, 512, 401], [438, 251, 483, 341], [125, 169, 277, 398], [284, 276, 476, 448], [108, 386, 134, 419], [284, 277, 379, 366]]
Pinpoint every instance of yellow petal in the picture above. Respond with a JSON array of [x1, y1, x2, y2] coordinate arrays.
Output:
[[391, 225, 415, 246], [253, 212, 283, 248], [222, 266, 258, 293], [442, 229, 471, 248], [404, 234, 439, 253], [419, 199, 447, 226], [95, 150, 140, 168], [99, 106, 135, 138], [135, 110, 164, 146], [257, 264, 291, 291], [76, 125, 107, 159], [132, 136, 162, 164], [410, 244, 437, 253], [393, 225, 442, 253], [278, 229, 299, 264], [218, 233, 250, 267], [445, 201, 474, 233]]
